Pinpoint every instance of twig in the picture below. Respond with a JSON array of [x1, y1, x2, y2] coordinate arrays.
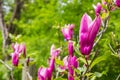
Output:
[[0, 59, 14, 80], [8, 0, 24, 32], [0, 59, 12, 71], [27, 72, 32, 80], [108, 43, 116, 54], [81, 50, 99, 80], [93, 16, 110, 47], [116, 74, 120, 80]]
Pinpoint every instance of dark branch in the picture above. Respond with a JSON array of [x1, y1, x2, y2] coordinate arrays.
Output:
[[8, 0, 24, 33]]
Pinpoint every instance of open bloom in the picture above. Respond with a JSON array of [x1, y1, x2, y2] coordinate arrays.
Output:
[[62, 24, 75, 41], [79, 13, 101, 55], [12, 43, 26, 57], [11, 43, 26, 66], [68, 41, 74, 56], [93, 2, 102, 16], [115, 0, 120, 7]]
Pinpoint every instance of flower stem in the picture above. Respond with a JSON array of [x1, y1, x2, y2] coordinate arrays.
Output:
[[81, 50, 99, 80]]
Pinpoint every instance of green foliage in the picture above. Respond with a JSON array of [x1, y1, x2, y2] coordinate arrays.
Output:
[[0, 0, 120, 80]]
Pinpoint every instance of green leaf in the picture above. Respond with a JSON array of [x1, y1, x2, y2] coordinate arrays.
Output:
[[94, 72, 102, 77], [90, 56, 106, 69], [78, 57, 86, 64], [55, 58, 64, 66], [90, 76, 96, 80]]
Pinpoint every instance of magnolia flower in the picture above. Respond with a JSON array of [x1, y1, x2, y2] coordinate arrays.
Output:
[[11, 43, 26, 66], [115, 0, 120, 7], [38, 67, 52, 80], [38, 58, 55, 80], [49, 58, 55, 72], [59, 56, 68, 70], [62, 24, 75, 41], [93, 2, 102, 16], [68, 41, 74, 56], [68, 56, 78, 80], [79, 13, 101, 55], [11, 52, 19, 66], [12, 43, 26, 57], [38, 44, 61, 80], [50, 44, 61, 59]]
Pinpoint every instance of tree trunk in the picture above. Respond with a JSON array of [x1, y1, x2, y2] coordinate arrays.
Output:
[[0, 0, 8, 55]]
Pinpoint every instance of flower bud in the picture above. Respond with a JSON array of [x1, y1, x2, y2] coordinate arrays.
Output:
[[62, 24, 75, 41], [79, 13, 101, 55], [115, 0, 120, 7]]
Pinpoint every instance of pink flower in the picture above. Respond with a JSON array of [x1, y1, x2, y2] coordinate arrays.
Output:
[[38, 59, 55, 80], [115, 0, 120, 7], [12, 43, 26, 57], [68, 41, 74, 56], [38, 44, 61, 80], [49, 58, 55, 72], [50, 44, 61, 59], [38, 67, 52, 80], [79, 13, 101, 55], [68, 56, 78, 80], [11, 43, 26, 66], [11, 52, 19, 66], [62, 24, 75, 41], [93, 3, 102, 16]]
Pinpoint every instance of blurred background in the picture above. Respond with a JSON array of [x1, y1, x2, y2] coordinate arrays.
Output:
[[0, 0, 120, 80]]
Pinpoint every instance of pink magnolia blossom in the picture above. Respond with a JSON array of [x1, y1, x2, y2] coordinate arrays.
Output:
[[11, 43, 26, 66], [79, 13, 101, 55], [50, 44, 61, 59], [11, 52, 19, 66], [12, 43, 26, 57], [62, 24, 75, 41], [93, 3, 102, 16], [68, 40, 74, 56], [38, 67, 52, 80], [38, 44, 61, 80], [68, 56, 78, 80], [49, 58, 55, 72], [115, 0, 120, 7]]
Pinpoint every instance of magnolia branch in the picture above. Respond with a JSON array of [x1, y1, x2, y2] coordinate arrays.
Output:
[[0, 0, 9, 54], [116, 74, 120, 80], [81, 50, 99, 80], [108, 43, 116, 54], [0, 59, 12, 71], [8, 0, 24, 31], [93, 16, 110, 47]]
